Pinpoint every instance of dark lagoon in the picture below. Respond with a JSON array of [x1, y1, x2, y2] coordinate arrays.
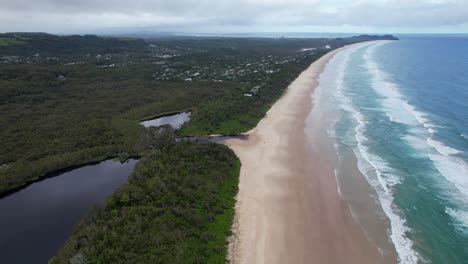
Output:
[[140, 112, 191, 129], [0, 159, 137, 263]]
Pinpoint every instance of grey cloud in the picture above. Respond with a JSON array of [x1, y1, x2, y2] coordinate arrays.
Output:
[[0, 0, 467, 33], [0, 0, 318, 15], [334, 0, 468, 27]]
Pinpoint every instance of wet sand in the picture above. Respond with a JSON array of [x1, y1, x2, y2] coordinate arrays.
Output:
[[224, 44, 395, 264]]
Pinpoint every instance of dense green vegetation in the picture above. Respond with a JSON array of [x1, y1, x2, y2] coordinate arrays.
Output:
[[0, 32, 398, 263], [0, 33, 396, 196], [0, 33, 146, 57], [50, 141, 240, 264], [0, 67, 234, 194], [179, 49, 327, 135]]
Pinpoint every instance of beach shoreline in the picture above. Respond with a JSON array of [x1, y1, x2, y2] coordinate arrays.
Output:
[[223, 43, 395, 264]]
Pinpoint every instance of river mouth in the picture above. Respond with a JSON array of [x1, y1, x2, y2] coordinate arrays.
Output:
[[0, 159, 137, 263], [140, 112, 191, 129]]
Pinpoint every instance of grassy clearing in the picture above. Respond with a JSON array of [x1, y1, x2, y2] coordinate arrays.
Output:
[[0, 37, 26, 46]]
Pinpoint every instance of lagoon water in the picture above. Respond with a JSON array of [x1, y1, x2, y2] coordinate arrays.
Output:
[[0, 159, 137, 263], [319, 37, 468, 263], [140, 112, 191, 129]]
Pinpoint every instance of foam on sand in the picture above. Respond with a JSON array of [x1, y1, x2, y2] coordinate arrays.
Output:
[[334, 42, 420, 264], [225, 43, 391, 264]]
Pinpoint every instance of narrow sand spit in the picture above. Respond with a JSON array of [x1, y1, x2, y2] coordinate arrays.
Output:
[[224, 44, 393, 264]]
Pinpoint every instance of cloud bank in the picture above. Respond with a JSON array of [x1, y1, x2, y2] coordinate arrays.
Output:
[[0, 0, 467, 33]]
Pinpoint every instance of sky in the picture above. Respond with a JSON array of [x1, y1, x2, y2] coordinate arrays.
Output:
[[0, 0, 467, 34]]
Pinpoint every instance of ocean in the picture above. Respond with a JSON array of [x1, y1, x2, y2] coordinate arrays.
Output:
[[317, 36, 468, 263]]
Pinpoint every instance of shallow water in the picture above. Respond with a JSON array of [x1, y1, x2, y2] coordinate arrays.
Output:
[[140, 112, 191, 129], [0, 159, 137, 263], [318, 37, 468, 263]]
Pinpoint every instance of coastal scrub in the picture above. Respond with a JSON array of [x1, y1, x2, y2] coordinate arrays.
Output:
[[50, 141, 240, 264]]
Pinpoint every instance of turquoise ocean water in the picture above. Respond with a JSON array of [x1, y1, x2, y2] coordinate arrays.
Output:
[[319, 37, 468, 263]]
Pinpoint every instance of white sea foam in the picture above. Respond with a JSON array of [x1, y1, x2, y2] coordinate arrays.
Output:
[[445, 208, 468, 235], [430, 154, 468, 198], [350, 103, 419, 264], [402, 103, 435, 128], [363, 45, 440, 139], [363, 45, 428, 132], [334, 169, 343, 197], [404, 120, 464, 202], [331, 42, 420, 264], [427, 138, 463, 156], [402, 134, 430, 153], [363, 41, 468, 204]]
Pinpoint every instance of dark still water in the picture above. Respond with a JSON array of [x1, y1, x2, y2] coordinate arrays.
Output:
[[0, 159, 137, 263]]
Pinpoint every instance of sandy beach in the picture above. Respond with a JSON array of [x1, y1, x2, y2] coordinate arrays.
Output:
[[224, 44, 394, 264]]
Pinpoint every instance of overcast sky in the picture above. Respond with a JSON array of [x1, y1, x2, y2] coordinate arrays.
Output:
[[1, 0, 467, 34]]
